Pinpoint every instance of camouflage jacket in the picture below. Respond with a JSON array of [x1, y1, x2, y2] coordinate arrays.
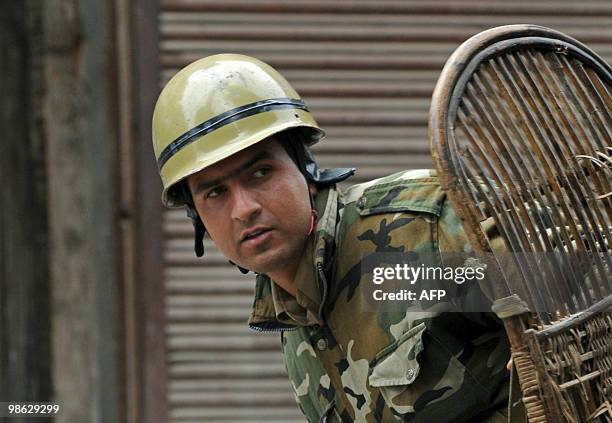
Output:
[[248, 170, 511, 422]]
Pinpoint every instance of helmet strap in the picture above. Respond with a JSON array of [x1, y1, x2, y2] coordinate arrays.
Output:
[[181, 182, 206, 257], [185, 204, 205, 257], [228, 260, 249, 274], [187, 203, 250, 274]]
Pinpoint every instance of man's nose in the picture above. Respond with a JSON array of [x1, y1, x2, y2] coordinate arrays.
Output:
[[230, 188, 261, 223]]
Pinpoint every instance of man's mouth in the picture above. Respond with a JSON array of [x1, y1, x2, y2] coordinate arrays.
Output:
[[241, 227, 272, 243]]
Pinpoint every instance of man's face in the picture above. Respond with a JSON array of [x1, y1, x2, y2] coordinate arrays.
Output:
[[187, 138, 313, 276]]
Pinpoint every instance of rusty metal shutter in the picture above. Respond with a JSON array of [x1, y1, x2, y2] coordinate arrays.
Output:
[[157, 2, 612, 421]]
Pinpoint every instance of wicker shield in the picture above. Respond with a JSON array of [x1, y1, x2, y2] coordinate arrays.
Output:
[[429, 25, 611, 422]]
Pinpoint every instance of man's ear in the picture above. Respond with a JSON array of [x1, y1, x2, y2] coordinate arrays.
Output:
[[308, 183, 318, 197]]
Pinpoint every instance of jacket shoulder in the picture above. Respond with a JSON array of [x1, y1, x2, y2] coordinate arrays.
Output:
[[340, 169, 446, 217]]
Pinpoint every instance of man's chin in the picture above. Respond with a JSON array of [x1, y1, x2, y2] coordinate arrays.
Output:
[[242, 261, 277, 275], [239, 242, 304, 276], [241, 255, 287, 276]]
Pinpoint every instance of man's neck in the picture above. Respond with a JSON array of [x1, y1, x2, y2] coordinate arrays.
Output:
[[268, 267, 298, 297]]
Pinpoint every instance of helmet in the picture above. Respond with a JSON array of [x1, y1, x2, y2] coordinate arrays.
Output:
[[152, 54, 325, 207]]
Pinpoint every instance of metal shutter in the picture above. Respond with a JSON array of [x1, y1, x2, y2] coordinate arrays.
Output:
[[157, 1, 612, 421]]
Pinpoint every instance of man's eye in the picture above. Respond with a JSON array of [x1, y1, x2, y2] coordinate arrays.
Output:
[[206, 186, 226, 198], [253, 167, 271, 178]]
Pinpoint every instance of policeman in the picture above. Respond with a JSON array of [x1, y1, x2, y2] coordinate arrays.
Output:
[[152, 54, 514, 422]]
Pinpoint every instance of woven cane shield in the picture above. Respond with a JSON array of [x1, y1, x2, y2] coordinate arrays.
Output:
[[429, 25, 611, 422]]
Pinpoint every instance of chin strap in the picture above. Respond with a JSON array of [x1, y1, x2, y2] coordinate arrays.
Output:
[[187, 203, 250, 274], [183, 182, 206, 258], [186, 203, 205, 257], [228, 260, 250, 274]]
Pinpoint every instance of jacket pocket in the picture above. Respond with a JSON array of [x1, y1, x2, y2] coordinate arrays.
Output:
[[368, 322, 426, 388], [367, 323, 427, 416], [356, 179, 445, 217]]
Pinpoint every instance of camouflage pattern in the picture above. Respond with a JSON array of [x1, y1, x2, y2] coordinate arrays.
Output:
[[249, 170, 512, 422]]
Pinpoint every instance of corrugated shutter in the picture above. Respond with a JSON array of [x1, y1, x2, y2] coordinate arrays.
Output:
[[157, 2, 612, 421]]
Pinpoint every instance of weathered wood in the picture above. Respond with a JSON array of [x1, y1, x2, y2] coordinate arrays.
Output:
[[42, 0, 120, 422], [133, 0, 168, 422], [43, 0, 93, 419], [113, 0, 138, 421], [0, 2, 51, 421]]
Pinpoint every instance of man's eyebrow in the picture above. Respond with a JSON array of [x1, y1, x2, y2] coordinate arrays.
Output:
[[192, 151, 273, 196]]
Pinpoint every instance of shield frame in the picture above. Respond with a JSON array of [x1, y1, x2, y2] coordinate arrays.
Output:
[[429, 24, 612, 422]]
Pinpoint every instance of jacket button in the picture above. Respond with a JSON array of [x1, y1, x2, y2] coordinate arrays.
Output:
[[316, 338, 328, 351], [406, 369, 415, 381], [356, 195, 367, 209]]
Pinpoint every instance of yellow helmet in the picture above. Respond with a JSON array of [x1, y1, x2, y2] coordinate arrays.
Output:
[[152, 54, 325, 207]]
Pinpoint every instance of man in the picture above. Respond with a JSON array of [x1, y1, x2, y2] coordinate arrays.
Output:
[[152, 54, 514, 422]]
